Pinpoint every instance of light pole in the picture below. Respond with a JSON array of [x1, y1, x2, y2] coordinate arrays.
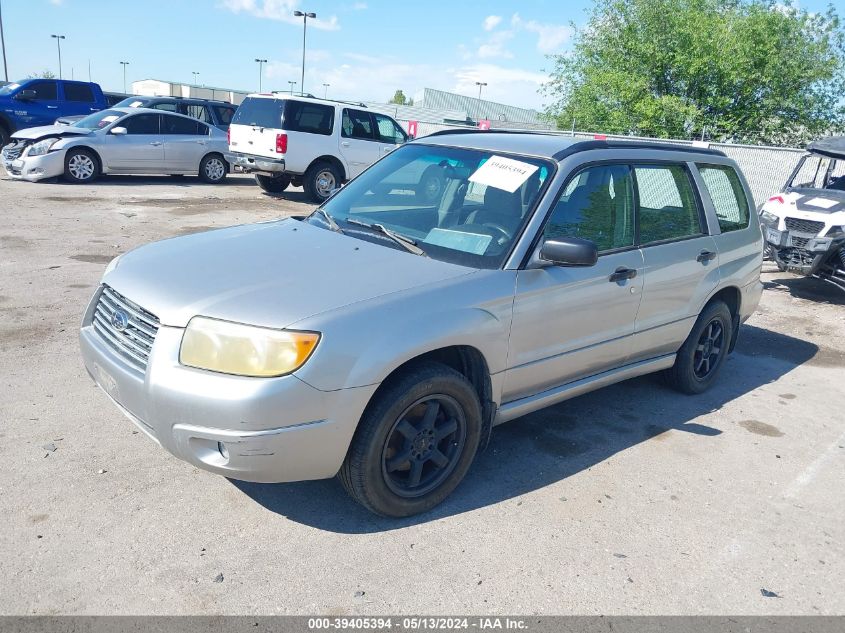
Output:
[[119, 61, 129, 93], [255, 58, 267, 92], [287, 80, 297, 95], [192, 71, 200, 85], [293, 10, 316, 95], [322, 83, 329, 99], [51, 34, 66, 79], [475, 81, 487, 121], [0, 0, 8, 82]]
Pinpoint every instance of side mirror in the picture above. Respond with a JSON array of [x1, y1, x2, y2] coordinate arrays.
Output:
[[539, 237, 598, 267], [16, 89, 37, 101], [110, 127, 128, 136]]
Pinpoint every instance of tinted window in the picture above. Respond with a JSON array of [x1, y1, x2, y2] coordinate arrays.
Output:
[[27, 81, 58, 100], [105, 94, 128, 106], [64, 82, 95, 102], [374, 113, 406, 144], [545, 164, 635, 252], [635, 164, 702, 243], [231, 97, 282, 128], [697, 165, 750, 233], [342, 109, 374, 140], [150, 102, 178, 112], [180, 103, 212, 124], [213, 105, 235, 126], [283, 100, 333, 135], [162, 114, 202, 135], [124, 114, 160, 135]]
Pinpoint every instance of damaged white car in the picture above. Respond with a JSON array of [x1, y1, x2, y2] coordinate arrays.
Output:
[[759, 136, 845, 290]]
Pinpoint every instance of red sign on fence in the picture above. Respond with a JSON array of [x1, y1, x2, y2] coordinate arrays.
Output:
[[478, 119, 492, 130], [407, 120, 418, 138]]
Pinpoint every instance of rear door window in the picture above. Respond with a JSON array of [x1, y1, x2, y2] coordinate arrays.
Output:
[[212, 105, 236, 126], [161, 114, 202, 135], [342, 109, 375, 140], [180, 103, 213, 124], [283, 100, 334, 135], [149, 102, 178, 112], [697, 164, 750, 233], [634, 164, 703, 243], [374, 114, 406, 144], [231, 97, 283, 128], [64, 82, 95, 102]]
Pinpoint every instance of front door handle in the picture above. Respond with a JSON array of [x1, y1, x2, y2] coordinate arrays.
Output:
[[609, 267, 637, 282], [697, 250, 717, 263], [149, 141, 162, 146], [341, 141, 350, 147], [47, 105, 58, 109]]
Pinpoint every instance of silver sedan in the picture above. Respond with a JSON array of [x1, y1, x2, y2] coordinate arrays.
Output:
[[1, 107, 229, 184]]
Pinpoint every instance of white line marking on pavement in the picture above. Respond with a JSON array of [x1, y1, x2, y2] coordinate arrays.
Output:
[[783, 429, 845, 498]]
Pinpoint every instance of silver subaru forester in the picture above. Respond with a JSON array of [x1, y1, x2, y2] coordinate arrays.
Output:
[[79, 131, 763, 517]]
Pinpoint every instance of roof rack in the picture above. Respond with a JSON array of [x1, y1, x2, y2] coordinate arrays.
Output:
[[267, 92, 368, 108]]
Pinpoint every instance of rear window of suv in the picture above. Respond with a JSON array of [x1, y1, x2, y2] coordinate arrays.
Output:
[[283, 100, 334, 135], [231, 97, 283, 128]]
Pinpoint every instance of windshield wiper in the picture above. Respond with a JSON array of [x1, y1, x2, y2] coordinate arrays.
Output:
[[345, 218, 427, 257], [311, 207, 344, 233]]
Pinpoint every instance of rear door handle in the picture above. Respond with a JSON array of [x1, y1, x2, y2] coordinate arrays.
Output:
[[149, 141, 162, 146], [341, 141, 350, 147], [609, 267, 637, 282], [47, 105, 58, 109], [697, 250, 717, 263]]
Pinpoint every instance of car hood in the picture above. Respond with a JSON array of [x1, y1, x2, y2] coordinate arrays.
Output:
[[11, 124, 92, 141], [104, 219, 475, 329]]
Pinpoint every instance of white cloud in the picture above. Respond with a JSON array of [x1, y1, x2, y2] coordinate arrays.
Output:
[[352, 2, 368, 9], [221, 0, 340, 31], [483, 15, 502, 31], [477, 30, 514, 59], [512, 13, 572, 53]]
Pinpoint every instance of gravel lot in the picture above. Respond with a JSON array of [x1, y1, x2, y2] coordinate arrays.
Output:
[[1, 173, 843, 615]]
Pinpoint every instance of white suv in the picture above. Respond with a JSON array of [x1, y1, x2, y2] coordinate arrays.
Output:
[[227, 94, 408, 202]]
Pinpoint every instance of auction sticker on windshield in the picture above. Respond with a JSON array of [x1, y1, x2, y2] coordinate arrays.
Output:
[[469, 154, 539, 193]]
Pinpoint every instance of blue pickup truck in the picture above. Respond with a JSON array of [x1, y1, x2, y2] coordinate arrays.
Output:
[[0, 78, 108, 146]]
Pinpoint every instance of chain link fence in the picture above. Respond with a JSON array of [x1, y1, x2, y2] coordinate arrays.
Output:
[[394, 119, 806, 207]]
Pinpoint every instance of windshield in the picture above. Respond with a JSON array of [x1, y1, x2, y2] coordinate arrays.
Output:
[[0, 82, 21, 96], [788, 154, 845, 192], [113, 97, 148, 108], [314, 143, 553, 269], [72, 109, 126, 130]]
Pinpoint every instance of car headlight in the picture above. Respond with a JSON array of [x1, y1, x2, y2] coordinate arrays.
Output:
[[179, 316, 320, 377], [827, 226, 845, 238], [760, 210, 779, 226], [26, 138, 60, 157]]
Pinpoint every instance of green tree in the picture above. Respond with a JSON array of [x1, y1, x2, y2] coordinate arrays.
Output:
[[389, 89, 409, 105], [26, 69, 56, 79], [544, 0, 845, 145]]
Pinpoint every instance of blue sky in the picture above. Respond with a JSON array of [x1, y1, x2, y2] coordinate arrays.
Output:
[[0, 0, 840, 111]]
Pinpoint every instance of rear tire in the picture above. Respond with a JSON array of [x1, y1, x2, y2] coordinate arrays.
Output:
[[416, 165, 445, 204], [255, 173, 291, 193], [63, 148, 98, 184], [199, 154, 228, 184], [339, 361, 482, 517], [304, 161, 341, 203], [664, 300, 733, 395]]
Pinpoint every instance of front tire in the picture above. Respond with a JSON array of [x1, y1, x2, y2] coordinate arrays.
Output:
[[63, 148, 98, 184], [339, 362, 482, 517], [664, 300, 733, 395], [304, 161, 341, 203], [199, 154, 228, 184], [255, 173, 291, 193]]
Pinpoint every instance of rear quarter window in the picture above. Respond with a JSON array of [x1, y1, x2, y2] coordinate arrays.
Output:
[[231, 97, 283, 128], [697, 164, 750, 233], [283, 100, 334, 135]]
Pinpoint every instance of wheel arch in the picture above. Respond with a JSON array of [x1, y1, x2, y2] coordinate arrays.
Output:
[[704, 285, 741, 353], [363, 345, 496, 452], [65, 144, 104, 174], [307, 154, 347, 181]]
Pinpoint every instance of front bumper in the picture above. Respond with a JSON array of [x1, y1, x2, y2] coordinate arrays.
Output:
[[763, 225, 837, 275], [2, 150, 65, 181], [79, 289, 378, 483], [225, 152, 286, 175]]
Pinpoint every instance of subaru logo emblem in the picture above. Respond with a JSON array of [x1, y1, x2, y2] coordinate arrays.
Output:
[[111, 309, 129, 332]]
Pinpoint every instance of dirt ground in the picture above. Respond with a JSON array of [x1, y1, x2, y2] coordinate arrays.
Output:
[[0, 173, 843, 615]]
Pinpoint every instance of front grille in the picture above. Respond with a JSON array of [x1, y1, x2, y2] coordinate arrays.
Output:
[[92, 285, 160, 373], [791, 236, 810, 249], [2, 141, 26, 162], [785, 217, 825, 236]]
